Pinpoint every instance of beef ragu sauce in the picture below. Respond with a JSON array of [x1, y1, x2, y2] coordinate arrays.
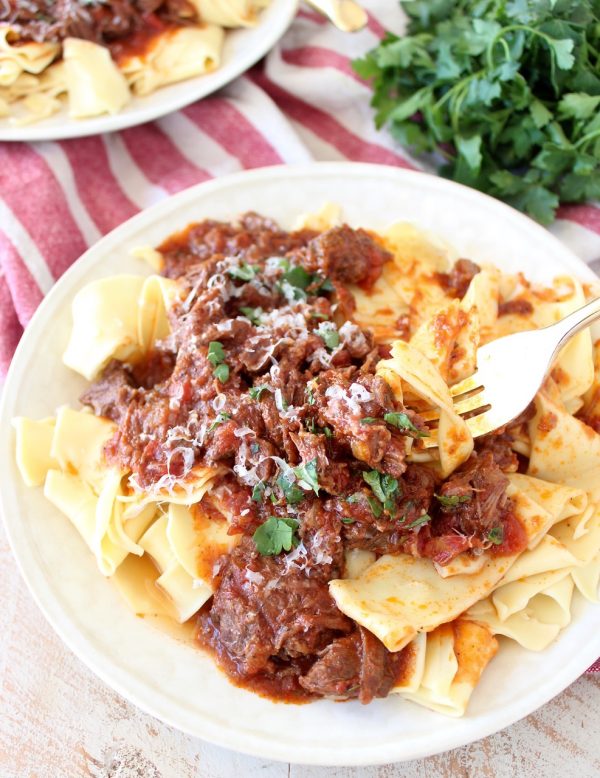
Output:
[[1, 0, 196, 58], [81, 213, 527, 703]]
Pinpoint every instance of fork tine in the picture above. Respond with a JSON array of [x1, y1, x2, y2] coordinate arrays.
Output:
[[418, 385, 487, 423], [449, 372, 483, 399], [419, 403, 496, 449]]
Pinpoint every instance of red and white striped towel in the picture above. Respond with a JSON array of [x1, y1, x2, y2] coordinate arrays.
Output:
[[1, 2, 599, 669]]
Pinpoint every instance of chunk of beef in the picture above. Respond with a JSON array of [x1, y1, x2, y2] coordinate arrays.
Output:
[[498, 298, 534, 317], [199, 526, 349, 679], [79, 360, 136, 424], [437, 259, 481, 298], [303, 225, 391, 290], [299, 627, 399, 704], [419, 451, 513, 565]]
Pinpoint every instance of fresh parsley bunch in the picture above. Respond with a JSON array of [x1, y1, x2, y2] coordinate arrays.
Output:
[[354, 0, 600, 224]]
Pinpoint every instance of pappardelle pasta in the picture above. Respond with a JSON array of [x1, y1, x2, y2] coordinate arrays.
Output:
[[14, 206, 600, 715], [0, 0, 269, 125]]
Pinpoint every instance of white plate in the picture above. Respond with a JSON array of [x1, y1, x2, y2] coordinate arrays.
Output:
[[0, 0, 296, 142], [1, 163, 599, 766]]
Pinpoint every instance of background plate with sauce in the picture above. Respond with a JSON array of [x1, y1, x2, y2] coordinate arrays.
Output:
[[1, 163, 600, 765], [0, 0, 297, 142]]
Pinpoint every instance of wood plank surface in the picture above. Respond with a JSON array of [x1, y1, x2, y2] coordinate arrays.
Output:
[[1, 523, 598, 778]]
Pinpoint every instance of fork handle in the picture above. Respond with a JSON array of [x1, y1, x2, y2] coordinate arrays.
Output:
[[549, 296, 600, 356]]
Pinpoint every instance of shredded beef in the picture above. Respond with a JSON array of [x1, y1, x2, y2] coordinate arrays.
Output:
[[79, 360, 136, 424], [498, 298, 534, 317], [1, 0, 196, 45], [437, 259, 481, 298], [75, 212, 519, 703], [299, 626, 399, 704]]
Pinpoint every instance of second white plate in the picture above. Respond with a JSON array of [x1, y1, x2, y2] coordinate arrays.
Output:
[[0, 0, 297, 142]]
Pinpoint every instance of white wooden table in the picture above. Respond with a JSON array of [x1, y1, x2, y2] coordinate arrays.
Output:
[[1, 521, 598, 778]]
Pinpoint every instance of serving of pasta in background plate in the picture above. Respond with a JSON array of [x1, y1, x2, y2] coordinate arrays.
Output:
[[2, 165, 600, 764], [0, 0, 295, 139]]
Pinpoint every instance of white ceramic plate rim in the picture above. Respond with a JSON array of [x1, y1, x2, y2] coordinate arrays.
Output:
[[0, 0, 297, 142], [2, 163, 600, 766]]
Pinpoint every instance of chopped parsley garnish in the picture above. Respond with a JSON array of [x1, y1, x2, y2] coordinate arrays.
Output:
[[294, 458, 319, 494], [341, 517, 355, 525], [253, 516, 299, 556], [346, 493, 362, 504], [305, 418, 333, 437], [208, 412, 231, 432], [240, 306, 263, 325], [251, 481, 266, 502], [366, 494, 383, 518], [316, 277, 334, 293], [306, 384, 316, 405], [435, 493, 472, 508], [207, 341, 226, 366], [310, 311, 329, 320], [277, 472, 305, 505], [384, 412, 429, 437], [402, 513, 432, 530], [362, 470, 400, 514], [316, 322, 340, 351], [361, 417, 380, 424], [487, 526, 504, 545], [283, 265, 313, 290], [207, 341, 229, 383], [213, 363, 230, 384], [249, 385, 269, 401], [227, 262, 258, 281]]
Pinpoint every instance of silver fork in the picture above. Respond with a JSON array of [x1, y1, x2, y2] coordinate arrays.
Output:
[[418, 297, 600, 448]]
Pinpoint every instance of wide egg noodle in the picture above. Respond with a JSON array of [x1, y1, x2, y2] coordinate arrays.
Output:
[[392, 620, 498, 717], [138, 514, 220, 622], [0, 60, 66, 124], [571, 552, 600, 602], [187, 0, 269, 27], [63, 275, 147, 381], [528, 277, 594, 408], [376, 339, 473, 477], [12, 416, 57, 487], [329, 551, 517, 652], [121, 25, 224, 97], [0, 26, 60, 86], [122, 465, 224, 513], [137, 275, 180, 353], [409, 299, 480, 385], [528, 388, 600, 500], [506, 472, 587, 549], [166, 502, 238, 579], [63, 38, 130, 119], [352, 222, 452, 344]]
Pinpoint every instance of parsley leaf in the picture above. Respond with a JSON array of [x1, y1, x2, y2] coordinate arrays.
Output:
[[316, 322, 340, 351], [207, 341, 229, 383], [228, 262, 258, 281], [240, 306, 263, 325], [354, 1, 600, 224], [208, 412, 231, 432], [361, 417, 380, 424], [487, 526, 504, 545], [251, 481, 266, 502], [213, 363, 229, 384], [207, 341, 226, 367], [435, 493, 472, 508], [294, 458, 320, 494], [362, 470, 400, 514], [366, 495, 383, 518], [249, 385, 269, 401], [384, 412, 428, 437], [253, 516, 299, 556], [402, 513, 432, 530], [277, 471, 305, 505]]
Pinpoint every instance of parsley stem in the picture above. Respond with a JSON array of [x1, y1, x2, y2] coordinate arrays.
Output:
[[574, 127, 600, 149]]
